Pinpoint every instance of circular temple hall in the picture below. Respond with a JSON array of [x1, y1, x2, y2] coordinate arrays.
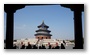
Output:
[[35, 21, 52, 40]]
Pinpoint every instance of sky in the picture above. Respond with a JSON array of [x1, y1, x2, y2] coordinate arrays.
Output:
[[4, 5, 84, 40]]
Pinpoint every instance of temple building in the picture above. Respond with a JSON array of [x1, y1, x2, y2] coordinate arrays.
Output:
[[35, 21, 52, 40]]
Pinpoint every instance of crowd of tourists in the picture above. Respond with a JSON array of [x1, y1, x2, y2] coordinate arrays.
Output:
[[13, 42, 65, 49]]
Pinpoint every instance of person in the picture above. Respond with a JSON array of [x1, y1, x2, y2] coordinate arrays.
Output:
[[33, 45, 38, 49], [39, 46, 42, 49], [48, 42, 51, 49], [54, 42, 60, 49], [26, 42, 32, 49], [42, 44, 46, 49], [20, 42, 25, 49], [61, 43, 65, 49]]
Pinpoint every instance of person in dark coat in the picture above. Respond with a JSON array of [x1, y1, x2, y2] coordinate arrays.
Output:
[[39, 46, 42, 49], [61, 43, 65, 49], [42, 45, 46, 49], [26, 42, 32, 49], [54, 42, 60, 49], [63, 40, 66, 45], [20, 42, 25, 49], [21, 44, 25, 49], [48, 42, 51, 49], [33, 45, 38, 49]]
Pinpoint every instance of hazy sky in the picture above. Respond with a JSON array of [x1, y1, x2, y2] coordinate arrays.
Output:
[[4, 5, 84, 40]]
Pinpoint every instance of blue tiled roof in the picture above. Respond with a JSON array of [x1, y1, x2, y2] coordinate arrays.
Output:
[[38, 21, 49, 28]]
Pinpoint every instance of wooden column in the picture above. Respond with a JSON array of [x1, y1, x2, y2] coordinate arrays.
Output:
[[4, 4, 25, 49], [6, 12, 14, 49], [73, 10, 83, 49]]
